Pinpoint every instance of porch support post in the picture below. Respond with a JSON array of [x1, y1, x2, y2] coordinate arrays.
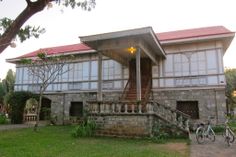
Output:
[[136, 47, 141, 101], [97, 51, 103, 101]]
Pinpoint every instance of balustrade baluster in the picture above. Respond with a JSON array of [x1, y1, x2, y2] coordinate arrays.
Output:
[[131, 103, 135, 113], [125, 104, 128, 113], [178, 115, 183, 128], [105, 103, 109, 113], [100, 103, 104, 113], [95, 103, 99, 113], [112, 103, 115, 113], [185, 118, 190, 131], [117, 103, 121, 113], [138, 103, 142, 113], [172, 111, 177, 123], [146, 103, 153, 113]]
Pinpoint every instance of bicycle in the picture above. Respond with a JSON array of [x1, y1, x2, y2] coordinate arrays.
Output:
[[195, 119, 216, 144], [222, 118, 235, 146]]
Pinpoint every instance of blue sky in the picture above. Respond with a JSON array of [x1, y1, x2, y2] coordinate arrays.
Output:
[[0, 0, 236, 79]]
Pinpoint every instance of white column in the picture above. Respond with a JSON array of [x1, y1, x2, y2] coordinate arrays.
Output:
[[97, 52, 103, 101], [136, 47, 141, 101]]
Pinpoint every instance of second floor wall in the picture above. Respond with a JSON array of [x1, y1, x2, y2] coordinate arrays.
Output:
[[14, 41, 226, 93]]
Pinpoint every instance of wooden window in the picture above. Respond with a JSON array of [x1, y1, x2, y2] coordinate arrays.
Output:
[[177, 101, 199, 119]]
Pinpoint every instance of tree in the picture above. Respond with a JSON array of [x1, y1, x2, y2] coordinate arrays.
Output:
[[0, 0, 96, 53], [0, 69, 15, 113], [2, 69, 15, 93], [22, 52, 72, 131], [225, 68, 236, 114], [0, 81, 4, 105]]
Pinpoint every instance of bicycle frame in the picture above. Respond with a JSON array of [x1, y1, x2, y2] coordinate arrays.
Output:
[[223, 118, 235, 146], [196, 120, 216, 144]]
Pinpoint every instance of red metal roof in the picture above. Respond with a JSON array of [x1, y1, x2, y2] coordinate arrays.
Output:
[[17, 43, 91, 58], [14, 26, 234, 59], [156, 26, 233, 41]]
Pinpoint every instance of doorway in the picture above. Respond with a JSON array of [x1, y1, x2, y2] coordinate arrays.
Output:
[[69, 102, 83, 117]]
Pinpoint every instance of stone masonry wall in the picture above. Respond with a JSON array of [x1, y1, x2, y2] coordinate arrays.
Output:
[[46, 91, 121, 124], [152, 88, 226, 124], [93, 114, 154, 137]]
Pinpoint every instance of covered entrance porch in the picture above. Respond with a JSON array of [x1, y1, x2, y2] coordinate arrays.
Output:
[[80, 27, 190, 137], [80, 27, 166, 102]]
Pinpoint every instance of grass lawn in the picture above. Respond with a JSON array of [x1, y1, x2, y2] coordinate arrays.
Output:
[[0, 125, 189, 157]]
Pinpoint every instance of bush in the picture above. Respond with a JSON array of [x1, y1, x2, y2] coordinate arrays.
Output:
[[0, 113, 7, 124], [71, 119, 96, 137], [151, 121, 188, 143], [212, 125, 225, 134]]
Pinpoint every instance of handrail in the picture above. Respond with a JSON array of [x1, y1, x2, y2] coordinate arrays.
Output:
[[143, 77, 152, 105], [149, 100, 191, 119], [120, 78, 131, 100]]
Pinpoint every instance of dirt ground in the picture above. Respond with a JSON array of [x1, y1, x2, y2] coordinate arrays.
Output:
[[190, 134, 236, 157]]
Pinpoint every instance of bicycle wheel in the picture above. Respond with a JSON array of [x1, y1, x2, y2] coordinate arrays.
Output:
[[196, 127, 205, 144], [228, 129, 235, 143], [226, 136, 231, 147], [208, 129, 215, 142]]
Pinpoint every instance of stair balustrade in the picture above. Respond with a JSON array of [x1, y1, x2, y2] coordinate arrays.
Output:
[[87, 100, 190, 133]]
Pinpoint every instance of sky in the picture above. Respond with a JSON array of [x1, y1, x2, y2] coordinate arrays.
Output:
[[0, 0, 236, 80]]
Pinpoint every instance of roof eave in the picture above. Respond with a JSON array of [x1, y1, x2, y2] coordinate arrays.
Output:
[[6, 49, 96, 64], [80, 27, 166, 58], [159, 33, 235, 45]]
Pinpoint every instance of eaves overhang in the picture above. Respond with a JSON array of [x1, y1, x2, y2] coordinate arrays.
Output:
[[80, 27, 166, 59]]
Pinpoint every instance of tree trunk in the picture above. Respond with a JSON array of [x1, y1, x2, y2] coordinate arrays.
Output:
[[0, 0, 54, 53], [34, 89, 43, 131]]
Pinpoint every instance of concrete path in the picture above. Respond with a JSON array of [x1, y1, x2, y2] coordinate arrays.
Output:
[[0, 122, 47, 131], [0, 124, 36, 131], [190, 134, 236, 157]]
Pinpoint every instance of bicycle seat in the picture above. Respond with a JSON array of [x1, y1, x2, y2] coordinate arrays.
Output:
[[197, 123, 205, 127]]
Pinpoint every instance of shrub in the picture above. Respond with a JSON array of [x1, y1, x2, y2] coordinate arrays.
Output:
[[151, 121, 188, 143], [71, 119, 96, 137], [0, 113, 7, 124], [212, 125, 225, 134]]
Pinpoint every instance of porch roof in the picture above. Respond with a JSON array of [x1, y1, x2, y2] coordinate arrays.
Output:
[[79, 27, 166, 65]]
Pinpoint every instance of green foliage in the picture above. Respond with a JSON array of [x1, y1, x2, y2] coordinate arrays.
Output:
[[0, 18, 45, 42], [40, 107, 51, 120], [71, 119, 96, 137], [2, 69, 15, 93], [63, 0, 96, 11], [6, 91, 38, 124], [152, 121, 187, 143], [212, 125, 225, 134], [0, 82, 5, 104], [0, 126, 189, 157], [225, 68, 236, 111], [0, 113, 7, 124]]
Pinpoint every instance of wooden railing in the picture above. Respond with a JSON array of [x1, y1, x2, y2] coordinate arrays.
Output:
[[142, 78, 152, 105], [120, 78, 131, 100], [87, 100, 190, 132]]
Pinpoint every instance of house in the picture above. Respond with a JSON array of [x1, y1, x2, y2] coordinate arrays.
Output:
[[7, 26, 235, 137]]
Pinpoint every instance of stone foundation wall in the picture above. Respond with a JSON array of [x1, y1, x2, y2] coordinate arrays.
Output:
[[45, 88, 226, 125], [46, 91, 121, 124], [93, 114, 153, 137], [152, 88, 226, 124]]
